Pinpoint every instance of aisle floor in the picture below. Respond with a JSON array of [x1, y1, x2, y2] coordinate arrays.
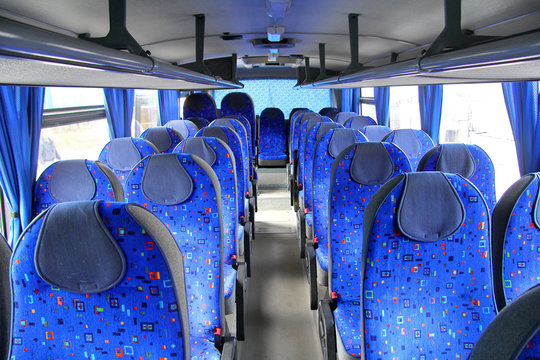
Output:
[[237, 185, 322, 360]]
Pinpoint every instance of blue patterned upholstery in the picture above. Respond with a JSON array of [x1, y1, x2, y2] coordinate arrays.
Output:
[[174, 137, 239, 308], [297, 115, 329, 193], [220, 92, 256, 149], [418, 143, 496, 211], [343, 116, 377, 129], [334, 112, 356, 125], [98, 137, 158, 187], [360, 125, 392, 141], [312, 129, 367, 275], [10, 200, 190, 359], [222, 114, 253, 158], [319, 107, 339, 117], [291, 112, 317, 157], [492, 173, 540, 312], [259, 108, 287, 164], [183, 93, 218, 122], [166, 119, 199, 138], [196, 126, 249, 219], [211, 118, 253, 177], [125, 154, 227, 358], [383, 129, 435, 170], [289, 107, 309, 120], [186, 116, 210, 129], [357, 172, 496, 359], [33, 159, 123, 218], [140, 126, 183, 153]]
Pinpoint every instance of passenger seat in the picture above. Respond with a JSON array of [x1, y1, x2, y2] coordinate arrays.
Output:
[[343, 115, 376, 129], [258, 107, 287, 167], [382, 128, 435, 170], [166, 119, 199, 138], [140, 126, 183, 153], [183, 92, 218, 122], [360, 124, 391, 141]]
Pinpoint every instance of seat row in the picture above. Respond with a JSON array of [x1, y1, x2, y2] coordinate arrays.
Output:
[[285, 108, 539, 359]]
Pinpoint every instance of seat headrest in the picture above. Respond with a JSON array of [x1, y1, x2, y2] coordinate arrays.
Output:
[[436, 143, 476, 178], [305, 114, 324, 131], [262, 108, 283, 120], [185, 93, 209, 112], [143, 127, 174, 153], [48, 160, 96, 202], [348, 116, 376, 129], [186, 117, 209, 129], [363, 125, 391, 142], [390, 129, 421, 158], [316, 122, 339, 141], [328, 128, 359, 158], [225, 93, 249, 111], [142, 154, 193, 205], [212, 118, 234, 130], [397, 172, 465, 242], [302, 113, 321, 125], [335, 112, 355, 125], [166, 120, 189, 139], [350, 143, 394, 185], [182, 138, 216, 167], [107, 137, 142, 171], [35, 201, 126, 293], [202, 127, 229, 144]]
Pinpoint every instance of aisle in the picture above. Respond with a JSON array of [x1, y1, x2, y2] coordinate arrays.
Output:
[[237, 169, 322, 360]]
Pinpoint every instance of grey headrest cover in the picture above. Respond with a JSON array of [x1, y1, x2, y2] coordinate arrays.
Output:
[[316, 122, 339, 141], [35, 201, 126, 293], [182, 138, 217, 167], [213, 118, 235, 131], [142, 154, 193, 205], [203, 127, 229, 145], [392, 129, 421, 158], [305, 116, 323, 132], [335, 112, 354, 125], [167, 121, 189, 139], [144, 127, 173, 153], [107, 137, 142, 171], [302, 113, 321, 125], [398, 172, 465, 242], [363, 126, 391, 142], [348, 116, 375, 129], [350, 143, 394, 186], [49, 160, 96, 202], [436, 143, 476, 179], [329, 129, 358, 158]]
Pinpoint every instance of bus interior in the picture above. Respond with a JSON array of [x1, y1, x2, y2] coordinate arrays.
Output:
[[0, 0, 540, 359]]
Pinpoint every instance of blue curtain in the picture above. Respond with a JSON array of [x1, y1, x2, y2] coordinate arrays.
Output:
[[158, 89, 180, 126], [502, 81, 540, 175], [374, 86, 390, 126], [418, 85, 444, 144], [0, 86, 44, 244], [341, 88, 360, 113], [103, 88, 134, 138]]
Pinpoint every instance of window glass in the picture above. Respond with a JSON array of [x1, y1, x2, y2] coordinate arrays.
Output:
[[132, 89, 159, 137], [360, 87, 374, 98], [360, 103, 377, 119], [389, 86, 421, 129], [38, 119, 110, 176], [44, 87, 104, 109], [213, 79, 332, 117], [440, 83, 519, 199]]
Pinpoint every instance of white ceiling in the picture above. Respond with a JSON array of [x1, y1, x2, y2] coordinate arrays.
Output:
[[0, 0, 539, 88]]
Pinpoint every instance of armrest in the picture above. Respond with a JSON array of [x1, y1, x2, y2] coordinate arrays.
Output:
[[235, 262, 247, 341], [318, 300, 337, 360], [221, 337, 237, 360], [297, 210, 306, 258], [306, 243, 318, 310], [244, 221, 252, 277]]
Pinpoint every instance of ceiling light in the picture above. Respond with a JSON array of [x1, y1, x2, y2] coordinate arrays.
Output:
[[268, 48, 279, 62], [267, 26, 285, 42], [266, 0, 292, 20]]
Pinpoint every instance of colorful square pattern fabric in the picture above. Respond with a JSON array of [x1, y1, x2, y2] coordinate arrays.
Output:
[[259, 108, 287, 161], [383, 129, 435, 171], [183, 93, 218, 122], [220, 92, 256, 148], [10, 201, 187, 359]]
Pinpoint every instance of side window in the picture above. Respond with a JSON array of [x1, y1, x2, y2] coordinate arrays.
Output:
[[440, 83, 519, 198], [389, 86, 421, 129], [359, 87, 376, 119], [132, 89, 159, 137]]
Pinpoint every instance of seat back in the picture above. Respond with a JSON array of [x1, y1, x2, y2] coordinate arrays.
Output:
[[418, 143, 496, 211], [175, 137, 239, 269], [312, 129, 367, 259], [183, 92, 218, 122], [222, 114, 253, 157], [383, 128, 435, 170], [298, 115, 329, 186], [211, 118, 252, 174], [10, 200, 190, 359], [328, 142, 411, 300], [98, 137, 158, 187], [220, 92, 256, 142], [289, 109, 311, 155], [289, 107, 309, 120], [319, 107, 339, 117], [362, 172, 496, 359], [0, 233, 11, 360], [197, 126, 248, 218], [140, 126, 183, 153], [360, 125, 392, 141], [302, 122, 343, 212], [166, 119, 199, 138], [292, 112, 318, 156], [492, 173, 540, 311], [185, 116, 210, 129], [334, 112, 356, 125], [343, 115, 377, 129], [124, 154, 226, 351], [259, 107, 287, 162], [33, 159, 123, 217]]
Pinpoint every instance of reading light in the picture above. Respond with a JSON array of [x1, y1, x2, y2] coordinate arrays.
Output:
[[267, 26, 285, 42]]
